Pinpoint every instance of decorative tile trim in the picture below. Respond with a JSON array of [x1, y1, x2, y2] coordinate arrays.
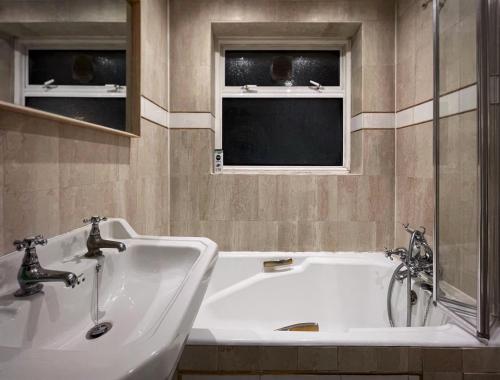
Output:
[[140, 96, 168, 127], [140, 96, 215, 130], [351, 112, 395, 132], [169, 112, 215, 130], [396, 84, 477, 129], [440, 84, 477, 118]]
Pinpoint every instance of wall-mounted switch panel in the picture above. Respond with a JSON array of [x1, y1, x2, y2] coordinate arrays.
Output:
[[214, 149, 223, 173]]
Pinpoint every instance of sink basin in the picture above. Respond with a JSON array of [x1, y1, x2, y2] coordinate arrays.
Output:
[[0, 219, 218, 379]]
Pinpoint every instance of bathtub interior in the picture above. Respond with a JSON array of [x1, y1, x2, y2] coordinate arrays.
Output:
[[193, 252, 450, 333]]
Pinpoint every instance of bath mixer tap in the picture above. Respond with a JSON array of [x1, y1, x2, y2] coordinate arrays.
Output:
[[84, 216, 126, 257], [385, 224, 434, 327], [14, 235, 80, 297]]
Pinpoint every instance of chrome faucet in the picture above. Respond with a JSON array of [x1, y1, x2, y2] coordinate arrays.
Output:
[[84, 216, 126, 258], [14, 235, 80, 297], [385, 224, 433, 276], [385, 224, 434, 327]]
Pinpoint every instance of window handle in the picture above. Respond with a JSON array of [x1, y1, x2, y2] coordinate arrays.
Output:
[[241, 84, 257, 92], [105, 84, 124, 92], [43, 79, 57, 90], [309, 80, 323, 91]]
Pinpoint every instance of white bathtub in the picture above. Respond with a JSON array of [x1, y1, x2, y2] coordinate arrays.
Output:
[[188, 252, 481, 347]]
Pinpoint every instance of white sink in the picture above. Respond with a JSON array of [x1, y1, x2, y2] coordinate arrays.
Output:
[[0, 219, 218, 379]]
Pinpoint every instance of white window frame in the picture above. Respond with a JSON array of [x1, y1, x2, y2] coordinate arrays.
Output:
[[215, 38, 351, 174], [14, 38, 127, 107]]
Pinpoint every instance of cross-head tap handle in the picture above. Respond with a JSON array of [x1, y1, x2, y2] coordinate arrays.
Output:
[[83, 216, 108, 225], [13, 235, 47, 251]]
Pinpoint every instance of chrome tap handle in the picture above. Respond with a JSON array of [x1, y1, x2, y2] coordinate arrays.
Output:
[[13, 235, 47, 250], [384, 247, 408, 261], [83, 216, 108, 225], [402, 223, 415, 234]]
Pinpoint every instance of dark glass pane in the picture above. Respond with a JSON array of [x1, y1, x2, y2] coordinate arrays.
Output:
[[222, 98, 343, 166], [225, 50, 340, 87], [29, 50, 126, 86], [26, 97, 126, 131]]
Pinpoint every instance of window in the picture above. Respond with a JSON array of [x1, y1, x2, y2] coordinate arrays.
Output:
[[15, 40, 127, 131], [216, 40, 350, 173]]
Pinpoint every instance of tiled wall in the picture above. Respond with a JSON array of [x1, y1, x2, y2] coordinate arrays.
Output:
[[178, 345, 500, 379], [169, 0, 396, 251], [0, 36, 13, 102], [437, 0, 478, 299], [394, 0, 478, 298], [0, 112, 169, 256], [171, 128, 394, 251], [394, 0, 434, 248], [0, 0, 170, 256]]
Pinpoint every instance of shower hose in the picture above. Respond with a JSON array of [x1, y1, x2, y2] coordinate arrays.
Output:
[[387, 262, 407, 327]]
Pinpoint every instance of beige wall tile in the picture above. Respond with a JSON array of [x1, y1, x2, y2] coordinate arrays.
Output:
[[459, 14, 477, 88], [397, 56, 416, 111], [0, 37, 13, 102], [439, 22, 460, 95], [277, 222, 298, 251], [141, 0, 169, 108], [59, 126, 98, 188], [234, 221, 278, 251], [362, 21, 395, 67], [4, 188, 60, 249], [257, 175, 279, 221], [362, 130, 395, 177], [350, 131, 363, 174], [334, 221, 377, 251], [2, 113, 60, 193], [415, 43, 433, 104], [297, 222, 321, 251], [362, 64, 395, 112]]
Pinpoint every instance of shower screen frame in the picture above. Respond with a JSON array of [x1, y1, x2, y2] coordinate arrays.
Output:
[[433, 0, 500, 341]]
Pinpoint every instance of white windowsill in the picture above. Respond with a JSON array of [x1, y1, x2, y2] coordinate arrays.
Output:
[[215, 166, 350, 175]]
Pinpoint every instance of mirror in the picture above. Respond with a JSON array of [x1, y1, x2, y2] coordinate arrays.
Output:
[[0, 0, 137, 134]]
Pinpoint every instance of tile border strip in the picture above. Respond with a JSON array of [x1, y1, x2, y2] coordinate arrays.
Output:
[[169, 112, 215, 130], [396, 84, 477, 129], [351, 112, 395, 132], [140, 96, 215, 130], [142, 85, 476, 132], [141, 96, 168, 127]]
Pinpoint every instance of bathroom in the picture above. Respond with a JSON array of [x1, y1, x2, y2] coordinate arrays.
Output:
[[0, 0, 498, 378]]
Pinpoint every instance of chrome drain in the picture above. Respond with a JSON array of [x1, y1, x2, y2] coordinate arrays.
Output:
[[86, 322, 112, 340]]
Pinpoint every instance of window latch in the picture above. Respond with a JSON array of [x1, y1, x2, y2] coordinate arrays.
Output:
[[105, 84, 124, 93], [309, 80, 323, 91], [42, 79, 57, 90], [241, 84, 258, 92]]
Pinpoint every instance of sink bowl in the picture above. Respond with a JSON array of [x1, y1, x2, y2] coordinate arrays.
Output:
[[0, 219, 218, 379]]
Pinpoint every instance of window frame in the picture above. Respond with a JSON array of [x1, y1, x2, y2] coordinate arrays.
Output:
[[215, 38, 351, 174], [14, 38, 127, 106]]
